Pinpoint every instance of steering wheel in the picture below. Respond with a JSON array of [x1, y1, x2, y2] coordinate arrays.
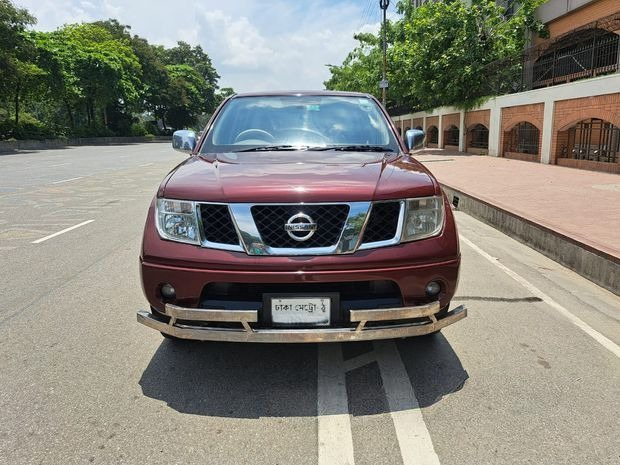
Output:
[[234, 129, 275, 143]]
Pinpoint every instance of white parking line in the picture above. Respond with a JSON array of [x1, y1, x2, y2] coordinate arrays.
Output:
[[50, 163, 71, 167], [317, 344, 355, 465], [139, 163, 154, 167], [374, 341, 441, 465], [52, 176, 82, 184], [31, 220, 94, 244], [460, 235, 620, 358]]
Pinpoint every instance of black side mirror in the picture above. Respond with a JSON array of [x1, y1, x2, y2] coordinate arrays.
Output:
[[405, 129, 425, 150]]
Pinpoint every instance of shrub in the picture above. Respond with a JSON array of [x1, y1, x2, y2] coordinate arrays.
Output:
[[0, 114, 59, 140]]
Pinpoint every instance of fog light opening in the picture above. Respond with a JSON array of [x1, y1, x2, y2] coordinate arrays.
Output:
[[160, 283, 176, 300], [425, 281, 441, 298]]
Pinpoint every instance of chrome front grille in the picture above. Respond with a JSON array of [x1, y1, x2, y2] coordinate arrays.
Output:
[[251, 204, 349, 248], [197, 201, 403, 256]]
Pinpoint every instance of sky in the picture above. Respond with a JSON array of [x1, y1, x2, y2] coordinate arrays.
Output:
[[15, 0, 399, 93]]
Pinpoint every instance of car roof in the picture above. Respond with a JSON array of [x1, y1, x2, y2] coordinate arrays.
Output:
[[231, 90, 372, 98]]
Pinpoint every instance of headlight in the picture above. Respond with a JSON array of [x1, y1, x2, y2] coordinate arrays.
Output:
[[401, 196, 444, 242], [156, 198, 200, 245]]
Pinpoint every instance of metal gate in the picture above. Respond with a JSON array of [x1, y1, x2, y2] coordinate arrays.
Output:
[[566, 119, 620, 163]]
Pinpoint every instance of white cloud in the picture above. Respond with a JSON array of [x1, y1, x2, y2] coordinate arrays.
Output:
[[200, 10, 275, 69], [16, 0, 399, 92]]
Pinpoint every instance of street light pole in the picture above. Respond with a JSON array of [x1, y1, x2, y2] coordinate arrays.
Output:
[[379, 0, 390, 107]]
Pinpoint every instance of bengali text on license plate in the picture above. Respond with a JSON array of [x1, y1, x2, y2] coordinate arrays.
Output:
[[271, 297, 331, 326]]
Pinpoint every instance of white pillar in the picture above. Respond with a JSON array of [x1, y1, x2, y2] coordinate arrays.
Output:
[[438, 114, 444, 148], [458, 110, 466, 152], [422, 116, 427, 131], [488, 101, 501, 157], [540, 100, 554, 164]]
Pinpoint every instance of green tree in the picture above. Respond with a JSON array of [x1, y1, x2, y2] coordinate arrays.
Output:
[[34, 23, 142, 132], [163, 41, 219, 114], [324, 32, 383, 98], [326, 0, 547, 111], [391, 0, 546, 109], [0, 0, 39, 133], [163, 64, 208, 129]]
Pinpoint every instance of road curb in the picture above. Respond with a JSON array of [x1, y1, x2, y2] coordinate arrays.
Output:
[[0, 136, 171, 154], [442, 184, 619, 296]]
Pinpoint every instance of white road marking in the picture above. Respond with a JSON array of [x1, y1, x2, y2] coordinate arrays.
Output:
[[50, 163, 71, 167], [374, 341, 441, 465], [31, 220, 94, 244], [460, 235, 620, 358], [52, 176, 82, 184], [317, 344, 355, 465], [139, 163, 154, 167]]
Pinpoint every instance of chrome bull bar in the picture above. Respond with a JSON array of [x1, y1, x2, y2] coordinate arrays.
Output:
[[136, 301, 467, 343]]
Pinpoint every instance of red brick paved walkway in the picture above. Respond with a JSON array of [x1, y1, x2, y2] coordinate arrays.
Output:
[[413, 149, 620, 261]]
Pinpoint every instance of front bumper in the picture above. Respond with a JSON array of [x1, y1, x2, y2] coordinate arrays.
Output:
[[136, 301, 467, 343]]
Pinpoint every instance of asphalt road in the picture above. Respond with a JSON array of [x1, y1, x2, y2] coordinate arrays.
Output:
[[0, 144, 618, 465]]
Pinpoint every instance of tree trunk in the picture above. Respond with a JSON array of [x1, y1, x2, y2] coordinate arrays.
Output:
[[64, 99, 75, 128], [14, 80, 21, 132], [86, 101, 91, 126]]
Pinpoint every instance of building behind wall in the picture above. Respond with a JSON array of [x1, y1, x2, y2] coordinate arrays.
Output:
[[393, 0, 620, 174]]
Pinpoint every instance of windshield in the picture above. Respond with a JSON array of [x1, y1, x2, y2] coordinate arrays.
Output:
[[201, 95, 400, 154]]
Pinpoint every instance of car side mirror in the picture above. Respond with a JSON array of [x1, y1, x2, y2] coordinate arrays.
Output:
[[405, 129, 425, 151], [172, 130, 197, 154]]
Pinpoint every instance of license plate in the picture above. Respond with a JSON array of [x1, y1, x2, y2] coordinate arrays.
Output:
[[270, 297, 331, 326]]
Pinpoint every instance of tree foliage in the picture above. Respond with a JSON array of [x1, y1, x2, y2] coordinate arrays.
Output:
[[0, 2, 228, 139], [325, 0, 548, 111]]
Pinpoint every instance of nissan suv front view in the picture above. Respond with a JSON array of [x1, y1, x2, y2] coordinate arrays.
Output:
[[137, 91, 466, 342]]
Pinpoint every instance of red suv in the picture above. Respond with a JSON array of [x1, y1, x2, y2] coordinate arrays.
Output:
[[137, 91, 466, 342]]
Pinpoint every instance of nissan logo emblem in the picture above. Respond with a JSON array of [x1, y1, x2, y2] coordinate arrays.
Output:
[[284, 213, 317, 241]]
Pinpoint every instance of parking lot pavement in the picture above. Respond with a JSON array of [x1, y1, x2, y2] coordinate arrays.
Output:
[[0, 144, 618, 465]]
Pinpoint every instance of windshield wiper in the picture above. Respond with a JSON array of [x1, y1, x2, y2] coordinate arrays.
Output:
[[236, 145, 301, 152], [312, 145, 394, 152]]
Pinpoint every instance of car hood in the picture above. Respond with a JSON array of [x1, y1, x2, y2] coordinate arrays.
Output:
[[160, 151, 438, 203]]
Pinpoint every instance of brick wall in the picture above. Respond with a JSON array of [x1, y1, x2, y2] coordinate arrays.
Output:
[[547, 0, 619, 39], [425, 116, 439, 147], [557, 158, 620, 174], [442, 113, 460, 128], [465, 110, 491, 154], [554, 94, 620, 130], [442, 113, 460, 148], [412, 118, 423, 129], [500, 104, 544, 162], [425, 116, 439, 130], [551, 94, 620, 164], [465, 110, 490, 130]]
